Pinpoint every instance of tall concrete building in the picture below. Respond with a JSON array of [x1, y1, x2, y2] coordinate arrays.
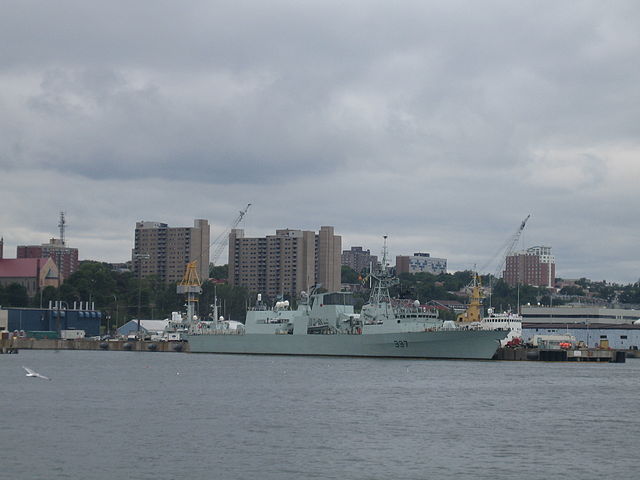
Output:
[[229, 226, 341, 299], [132, 219, 210, 284], [17, 238, 78, 282], [396, 252, 447, 275], [341, 246, 378, 274], [504, 245, 555, 288]]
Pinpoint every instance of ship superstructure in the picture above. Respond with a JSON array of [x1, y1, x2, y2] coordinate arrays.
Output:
[[187, 238, 507, 359]]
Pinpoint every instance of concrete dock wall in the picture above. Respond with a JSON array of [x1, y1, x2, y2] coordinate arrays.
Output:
[[1, 338, 189, 353]]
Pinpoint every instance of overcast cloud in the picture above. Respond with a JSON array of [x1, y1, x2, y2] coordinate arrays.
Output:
[[1, 0, 639, 283]]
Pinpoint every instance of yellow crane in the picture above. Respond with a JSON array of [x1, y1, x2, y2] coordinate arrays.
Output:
[[176, 204, 251, 326], [177, 260, 202, 326]]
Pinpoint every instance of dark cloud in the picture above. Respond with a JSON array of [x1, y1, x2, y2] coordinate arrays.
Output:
[[1, 0, 639, 283]]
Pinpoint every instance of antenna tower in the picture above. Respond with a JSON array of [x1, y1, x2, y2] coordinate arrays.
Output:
[[58, 211, 66, 245]]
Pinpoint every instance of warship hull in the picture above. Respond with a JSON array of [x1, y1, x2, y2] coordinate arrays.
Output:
[[187, 329, 506, 360]]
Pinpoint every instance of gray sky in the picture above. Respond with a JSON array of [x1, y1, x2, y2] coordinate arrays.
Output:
[[1, 0, 639, 283]]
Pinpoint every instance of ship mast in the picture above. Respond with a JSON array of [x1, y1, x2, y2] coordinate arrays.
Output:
[[368, 236, 398, 307], [457, 271, 484, 323]]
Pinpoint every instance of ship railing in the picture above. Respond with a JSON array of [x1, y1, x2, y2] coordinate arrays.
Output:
[[201, 328, 246, 335]]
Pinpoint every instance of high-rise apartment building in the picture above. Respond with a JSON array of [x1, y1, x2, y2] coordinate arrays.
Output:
[[229, 226, 341, 299], [341, 246, 378, 274], [17, 238, 78, 282], [504, 245, 555, 288], [132, 219, 210, 283], [395, 252, 447, 275]]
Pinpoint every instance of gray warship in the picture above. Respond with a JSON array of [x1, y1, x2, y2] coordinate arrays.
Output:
[[187, 246, 507, 359]]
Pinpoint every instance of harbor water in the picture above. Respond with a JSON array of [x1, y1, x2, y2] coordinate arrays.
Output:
[[1, 350, 638, 479]]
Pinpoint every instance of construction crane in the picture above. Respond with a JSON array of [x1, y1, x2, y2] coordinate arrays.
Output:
[[177, 261, 202, 328], [175, 204, 251, 328], [479, 214, 531, 281], [458, 215, 530, 323], [210, 203, 251, 267]]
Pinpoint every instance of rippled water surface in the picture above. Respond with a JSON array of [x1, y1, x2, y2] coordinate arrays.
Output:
[[1, 350, 638, 479]]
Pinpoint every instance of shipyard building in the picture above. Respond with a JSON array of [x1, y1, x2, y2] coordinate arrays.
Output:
[[521, 305, 640, 350], [0, 304, 101, 337], [229, 226, 341, 299], [520, 305, 640, 325], [132, 219, 210, 284]]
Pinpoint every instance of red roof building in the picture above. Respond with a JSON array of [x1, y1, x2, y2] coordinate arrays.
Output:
[[17, 238, 78, 281], [0, 241, 60, 296]]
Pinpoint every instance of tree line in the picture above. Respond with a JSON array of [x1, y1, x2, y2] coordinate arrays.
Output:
[[0, 261, 251, 331], [341, 265, 640, 311], [2, 262, 638, 331]]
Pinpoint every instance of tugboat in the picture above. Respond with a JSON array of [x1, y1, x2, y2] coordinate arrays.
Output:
[[457, 272, 522, 347]]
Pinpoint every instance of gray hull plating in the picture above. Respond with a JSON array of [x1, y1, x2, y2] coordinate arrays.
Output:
[[187, 329, 505, 359]]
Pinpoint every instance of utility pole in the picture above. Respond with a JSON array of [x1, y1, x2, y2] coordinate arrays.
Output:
[[112, 293, 118, 335], [134, 252, 150, 337]]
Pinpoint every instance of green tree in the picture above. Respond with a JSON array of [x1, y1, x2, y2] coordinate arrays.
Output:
[[559, 285, 585, 296], [5, 283, 29, 307], [341, 265, 360, 284], [201, 282, 250, 321], [39, 286, 58, 308], [209, 264, 228, 281]]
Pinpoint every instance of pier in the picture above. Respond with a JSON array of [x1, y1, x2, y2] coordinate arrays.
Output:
[[2, 338, 633, 361], [0, 338, 189, 353], [494, 347, 629, 363]]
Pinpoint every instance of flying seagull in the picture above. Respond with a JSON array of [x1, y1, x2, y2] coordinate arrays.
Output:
[[23, 366, 51, 381]]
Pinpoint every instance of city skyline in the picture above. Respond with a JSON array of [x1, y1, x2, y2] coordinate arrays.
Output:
[[1, 1, 639, 284], [0, 215, 618, 286]]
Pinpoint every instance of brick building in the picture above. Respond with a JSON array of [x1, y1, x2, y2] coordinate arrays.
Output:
[[341, 246, 378, 274], [504, 246, 555, 288], [17, 238, 78, 281], [0, 239, 60, 297]]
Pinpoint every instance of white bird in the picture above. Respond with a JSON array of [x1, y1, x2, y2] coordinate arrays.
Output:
[[23, 366, 51, 381]]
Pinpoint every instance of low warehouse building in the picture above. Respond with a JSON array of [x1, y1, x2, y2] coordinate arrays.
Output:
[[1, 306, 101, 337], [523, 323, 640, 350], [117, 319, 169, 338]]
